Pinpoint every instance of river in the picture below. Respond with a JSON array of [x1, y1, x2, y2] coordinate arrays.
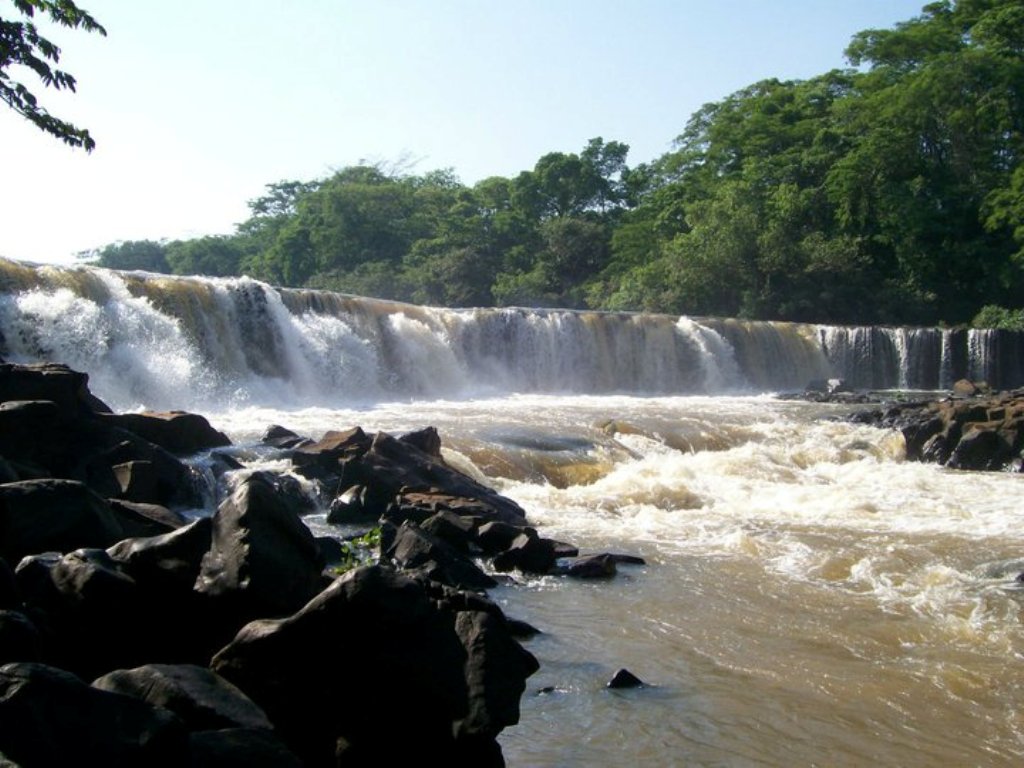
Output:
[[1, 261, 1022, 765]]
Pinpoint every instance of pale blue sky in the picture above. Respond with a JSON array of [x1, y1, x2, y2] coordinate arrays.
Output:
[[1, 0, 926, 264]]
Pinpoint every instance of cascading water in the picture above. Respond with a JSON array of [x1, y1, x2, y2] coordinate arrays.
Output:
[[3, 260, 1020, 412], [1, 257, 1023, 766]]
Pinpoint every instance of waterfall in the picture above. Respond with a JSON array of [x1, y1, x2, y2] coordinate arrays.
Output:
[[1, 259, 1021, 411]]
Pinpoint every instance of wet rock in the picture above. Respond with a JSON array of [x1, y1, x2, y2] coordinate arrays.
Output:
[[399, 425, 444, 458], [853, 388, 1024, 472], [326, 484, 388, 524], [13, 548, 148, 678], [290, 427, 372, 481], [610, 553, 647, 565], [93, 664, 273, 732], [607, 668, 645, 689], [349, 431, 528, 525], [195, 474, 325, 622], [562, 553, 618, 579], [476, 520, 535, 556], [492, 532, 557, 575], [0, 559, 17, 610], [107, 499, 188, 537], [211, 565, 537, 766], [421, 508, 480, 553], [0, 662, 187, 766], [108, 517, 213, 595], [0, 362, 110, 418], [0, 479, 126, 563], [385, 520, 496, 591], [506, 618, 541, 639], [96, 411, 231, 456], [259, 424, 311, 450]]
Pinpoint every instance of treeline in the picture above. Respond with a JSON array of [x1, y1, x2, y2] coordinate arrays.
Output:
[[90, 0, 1024, 326]]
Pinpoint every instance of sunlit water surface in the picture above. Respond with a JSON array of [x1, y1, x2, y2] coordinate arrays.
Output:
[[212, 394, 1023, 767]]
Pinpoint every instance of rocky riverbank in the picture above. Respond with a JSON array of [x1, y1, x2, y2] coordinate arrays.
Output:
[[850, 384, 1024, 472], [0, 362, 638, 765]]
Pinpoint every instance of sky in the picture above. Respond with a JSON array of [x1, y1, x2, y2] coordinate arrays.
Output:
[[1, 0, 928, 265]]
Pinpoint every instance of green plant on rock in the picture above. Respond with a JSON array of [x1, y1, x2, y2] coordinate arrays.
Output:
[[331, 527, 382, 575]]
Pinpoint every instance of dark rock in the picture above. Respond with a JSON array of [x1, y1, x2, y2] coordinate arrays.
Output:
[[350, 431, 527, 525], [399, 425, 443, 458], [492, 532, 557, 575], [290, 427, 372, 481], [385, 520, 496, 591], [551, 540, 580, 558], [188, 728, 303, 768], [315, 535, 347, 565], [0, 362, 111, 417], [259, 424, 311, 450], [245, 470, 316, 517], [14, 548, 146, 678], [211, 565, 537, 766], [386, 490, 506, 532], [505, 617, 541, 639], [421, 509, 480, 553], [947, 427, 1012, 471], [93, 664, 272, 732], [195, 474, 325, 621], [0, 611, 40, 663], [106, 518, 221, 663], [108, 517, 212, 595], [477, 521, 534, 556], [610, 553, 647, 565], [107, 498, 189, 537], [563, 554, 618, 579], [325, 484, 387, 524], [0, 662, 187, 766], [607, 668, 645, 689], [96, 411, 231, 456], [0, 479, 126, 563]]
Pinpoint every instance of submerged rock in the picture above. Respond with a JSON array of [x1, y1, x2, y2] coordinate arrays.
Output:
[[607, 668, 645, 689]]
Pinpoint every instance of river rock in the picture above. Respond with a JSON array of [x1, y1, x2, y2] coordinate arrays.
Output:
[[0, 362, 111, 418], [195, 473, 325, 622], [0, 479, 126, 563], [96, 411, 231, 456], [607, 668, 645, 689], [348, 431, 528, 525], [384, 520, 497, 591], [93, 664, 273, 732], [561, 553, 618, 579], [0, 662, 187, 766], [492, 531, 557, 575], [211, 564, 537, 766], [13, 548, 149, 679], [852, 389, 1024, 472]]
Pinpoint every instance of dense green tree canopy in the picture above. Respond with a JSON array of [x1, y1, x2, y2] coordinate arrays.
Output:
[[90, 0, 1023, 326], [0, 0, 105, 150]]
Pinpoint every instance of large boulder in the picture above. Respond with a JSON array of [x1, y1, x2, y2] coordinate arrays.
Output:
[[0, 362, 110, 418], [0, 479, 126, 563], [211, 565, 537, 767], [351, 431, 528, 525], [0, 662, 187, 766], [13, 548, 147, 679], [195, 474, 325, 623], [95, 411, 231, 456], [93, 664, 273, 732]]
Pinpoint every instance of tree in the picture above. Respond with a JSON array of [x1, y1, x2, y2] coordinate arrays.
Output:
[[0, 0, 106, 150]]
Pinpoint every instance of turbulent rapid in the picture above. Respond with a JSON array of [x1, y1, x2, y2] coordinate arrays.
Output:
[[2, 260, 1023, 766]]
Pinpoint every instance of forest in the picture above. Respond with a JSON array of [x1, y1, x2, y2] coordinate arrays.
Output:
[[88, 0, 1024, 328]]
